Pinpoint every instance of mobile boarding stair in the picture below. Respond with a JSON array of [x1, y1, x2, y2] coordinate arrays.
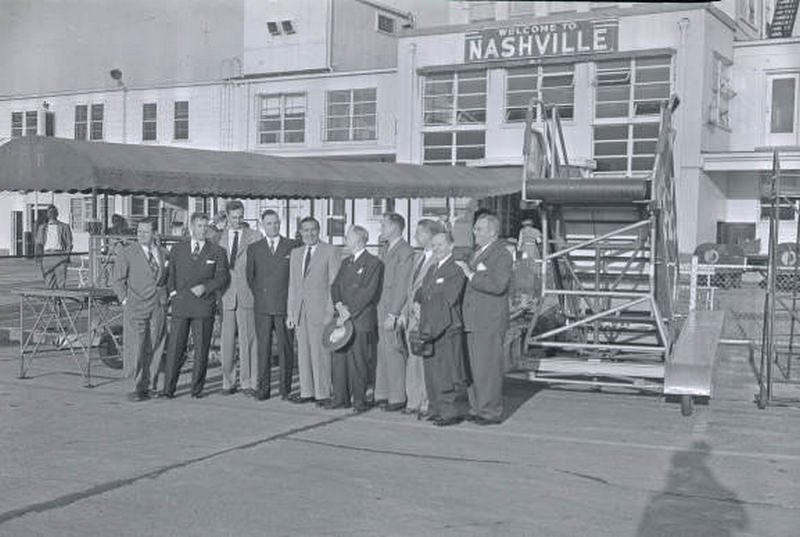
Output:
[[516, 95, 724, 416]]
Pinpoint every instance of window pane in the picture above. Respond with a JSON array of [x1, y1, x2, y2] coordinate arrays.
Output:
[[260, 132, 279, 144], [596, 102, 629, 118], [75, 105, 88, 122], [594, 141, 628, 156], [457, 110, 485, 123], [75, 123, 87, 141], [90, 121, 103, 140], [353, 128, 376, 141], [594, 125, 628, 140], [635, 67, 670, 83], [284, 131, 304, 143], [456, 130, 485, 145], [771, 78, 796, 134], [174, 121, 189, 140], [541, 74, 573, 88], [143, 123, 157, 141], [595, 157, 628, 172], [143, 103, 157, 120], [632, 156, 655, 171], [634, 83, 670, 100], [633, 140, 658, 155], [424, 131, 452, 146], [91, 104, 104, 121], [25, 111, 37, 134], [328, 90, 351, 104], [327, 103, 351, 117], [353, 88, 376, 102], [634, 101, 662, 116], [455, 145, 485, 160], [424, 147, 452, 161], [174, 101, 189, 119], [327, 129, 350, 142], [597, 85, 630, 102], [507, 75, 537, 92], [633, 123, 660, 138]]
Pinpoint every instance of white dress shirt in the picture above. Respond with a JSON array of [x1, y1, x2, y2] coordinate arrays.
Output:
[[437, 254, 452, 270], [44, 223, 60, 251], [352, 248, 366, 262]]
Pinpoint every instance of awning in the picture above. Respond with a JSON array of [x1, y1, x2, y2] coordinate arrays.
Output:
[[0, 136, 522, 199]]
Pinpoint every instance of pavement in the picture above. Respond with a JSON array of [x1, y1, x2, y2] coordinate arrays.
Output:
[[0, 339, 798, 537]]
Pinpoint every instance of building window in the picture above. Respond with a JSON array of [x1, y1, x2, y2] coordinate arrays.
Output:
[[760, 198, 795, 220], [593, 123, 659, 175], [377, 14, 395, 34], [281, 20, 295, 34], [267, 21, 280, 35], [88, 104, 104, 140], [75, 105, 88, 140], [70, 198, 84, 231], [11, 112, 23, 137], [174, 101, 189, 140], [709, 56, 734, 129], [142, 103, 157, 141], [44, 112, 55, 136], [25, 111, 38, 135], [325, 88, 377, 142], [595, 56, 671, 119], [327, 198, 347, 238], [193, 197, 213, 215], [424, 70, 486, 126], [423, 130, 485, 166], [70, 196, 107, 232], [505, 64, 575, 122], [258, 93, 306, 144], [370, 198, 395, 218], [129, 196, 160, 217], [770, 77, 796, 134]]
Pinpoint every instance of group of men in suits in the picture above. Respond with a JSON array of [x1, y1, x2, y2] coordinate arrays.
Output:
[[112, 202, 512, 427]]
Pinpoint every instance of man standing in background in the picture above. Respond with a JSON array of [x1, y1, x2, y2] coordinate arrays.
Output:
[[287, 217, 341, 406], [111, 218, 168, 401], [35, 205, 73, 289], [456, 213, 513, 425], [374, 213, 415, 412], [400, 219, 444, 418], [218, 200, 261, 396], [162, 213, 230, 399], [246, 210, 299, 400]]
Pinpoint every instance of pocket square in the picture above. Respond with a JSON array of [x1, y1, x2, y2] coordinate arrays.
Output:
[[476, 262, 488, 272], [357, 267, 364, 275], [435, 277, 445, 284], [205, 259, 216, 264]]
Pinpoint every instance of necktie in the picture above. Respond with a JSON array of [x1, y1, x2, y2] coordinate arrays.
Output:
[[303, 246, 312, 277], [192, 242, 200, 258], [412, 255, 424, 283], [147, 249, 158, 274], [229, 231, 239, 270], [269, 239, 275, 254]]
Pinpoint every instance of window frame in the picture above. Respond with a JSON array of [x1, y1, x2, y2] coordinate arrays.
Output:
[[504, 63, 576, 124], [74, 105, 88, 140], [594, 55, 672, 121], [423, 70, 487, 127], [257, 92, 307, 145], [173, 100, 189, 141], [142, 102, 158, 141], [324, 88, 378, 143], [89, 104, 104, 141], [11, 112, 23, 137], [376, 13, 395, 34]]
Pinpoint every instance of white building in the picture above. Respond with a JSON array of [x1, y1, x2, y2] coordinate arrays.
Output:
[[1, 0, 799, 256]]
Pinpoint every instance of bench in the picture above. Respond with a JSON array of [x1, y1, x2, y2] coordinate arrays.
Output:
[[664, 310, 726, 416]]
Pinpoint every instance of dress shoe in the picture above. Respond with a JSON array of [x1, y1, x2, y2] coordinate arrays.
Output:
[[400, 407, 417, 415], [471, 415, 502, 426], [128, 391, 150, 402], [383, 402, 405, 412], [158, 392, 175, 399], [315, 398, 331, 408], [254, 392, 270, 401], [242, 389, 256, 398], [220, 387, 237, 396], [191, 392, 206, 399], [433, 416, 464, 427], [289, 395, 315, 404], [425, 414, 440, 422], [374, 399, 388, 409], [352, 404, 370, 414], [324, 401, 351, 410]]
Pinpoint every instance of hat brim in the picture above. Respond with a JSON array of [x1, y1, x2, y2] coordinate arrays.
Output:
[[322, 318, 355, 351]]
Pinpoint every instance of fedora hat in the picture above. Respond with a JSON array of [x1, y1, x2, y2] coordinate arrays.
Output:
[[322, 318, 354, 351]]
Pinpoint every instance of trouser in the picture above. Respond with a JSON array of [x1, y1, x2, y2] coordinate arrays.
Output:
[[221, 306, 257, 390], [41, 254, 69, 288], [255, 314, 293, 398], [296, 307, 332, 400], [123, 305, 166, 394], [164, 316, 214, 396], [374, 327, 407, 404], [423, 331, 467, 420], [405, 353, 428, 413], [332, 328, 375, 408], [466, 331, 505, 421]]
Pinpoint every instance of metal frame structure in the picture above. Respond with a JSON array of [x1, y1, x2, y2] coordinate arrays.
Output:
[[519, 95, 686, 393]]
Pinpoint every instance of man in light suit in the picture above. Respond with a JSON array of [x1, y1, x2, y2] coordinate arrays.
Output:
[[162, 213, 230, 399], [111, 218, 168, 401], [218, 200, 261, 395], [35, 205, 73, 289], [330, 225, 384, 413], [400, 219, 445, 417], [456, 213, 513, 425], [374, 212, 416, 412], [286, 217, 341, 406], [246, 209, 299, 400]]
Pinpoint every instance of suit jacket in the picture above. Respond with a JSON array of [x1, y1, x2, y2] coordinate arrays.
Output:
[[415, 257, 466, 341], [35, 220, 73, 258], [377, 238, 416, 323], [219, 226, 261, 310], [462, 240, 513, 333], [331, 250, 384, 332], [167, 240, 230, 319], [111, 242, 168, 318], [287, 241, 342, 327], [401, 250, 436, 328], [246, 235, 299, 316]]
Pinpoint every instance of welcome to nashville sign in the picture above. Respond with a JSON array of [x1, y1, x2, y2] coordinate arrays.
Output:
[[464, 19, 619, 63]]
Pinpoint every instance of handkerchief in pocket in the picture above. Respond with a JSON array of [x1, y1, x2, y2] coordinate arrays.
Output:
[[476, 262, 488, 272], [205, 259, 216, 264], [435, 277, 445, 284]]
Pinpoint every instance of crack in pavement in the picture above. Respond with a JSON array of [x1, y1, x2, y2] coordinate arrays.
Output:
[[283, 437, 510, 465], [0, 414, 351, 526]]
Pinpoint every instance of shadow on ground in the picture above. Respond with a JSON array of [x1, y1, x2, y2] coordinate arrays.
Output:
[[635, 440, 749, 537]]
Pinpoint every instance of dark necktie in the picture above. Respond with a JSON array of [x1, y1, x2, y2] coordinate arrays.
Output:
[[192, 242, 200, 258], [303, 246, 312, 277], [147, 249, 158, 274], [269, 239, 276, 255], [229, 231, 239, 270]]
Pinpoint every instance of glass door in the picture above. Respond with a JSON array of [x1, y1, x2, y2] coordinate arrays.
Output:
[[765, 74, 799, 147]]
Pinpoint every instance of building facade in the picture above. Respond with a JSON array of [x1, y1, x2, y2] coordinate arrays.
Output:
[[1, 0, 799, 256]]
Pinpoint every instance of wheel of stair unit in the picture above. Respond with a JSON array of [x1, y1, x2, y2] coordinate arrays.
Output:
[[680, 394, 694, 416]]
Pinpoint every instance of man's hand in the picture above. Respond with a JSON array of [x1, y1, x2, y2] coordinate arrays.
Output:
[[383, 314, 396, 331], [336, 303, 351, 325], [190, 284, 206, 297], [121, 298, 128, 307], [286, 319, 296, 330], [455, 260, 474, 279]]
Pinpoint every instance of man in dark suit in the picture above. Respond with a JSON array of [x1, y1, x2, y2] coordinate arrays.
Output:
[[329, 225, 384, 413], [456, 213, 513, 425], [35, 205, 73, 289], [111, 218, 169, 401], [246, 209, 299, 400], [415, 231, 468, 427], [162, 213, 230, 399]]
